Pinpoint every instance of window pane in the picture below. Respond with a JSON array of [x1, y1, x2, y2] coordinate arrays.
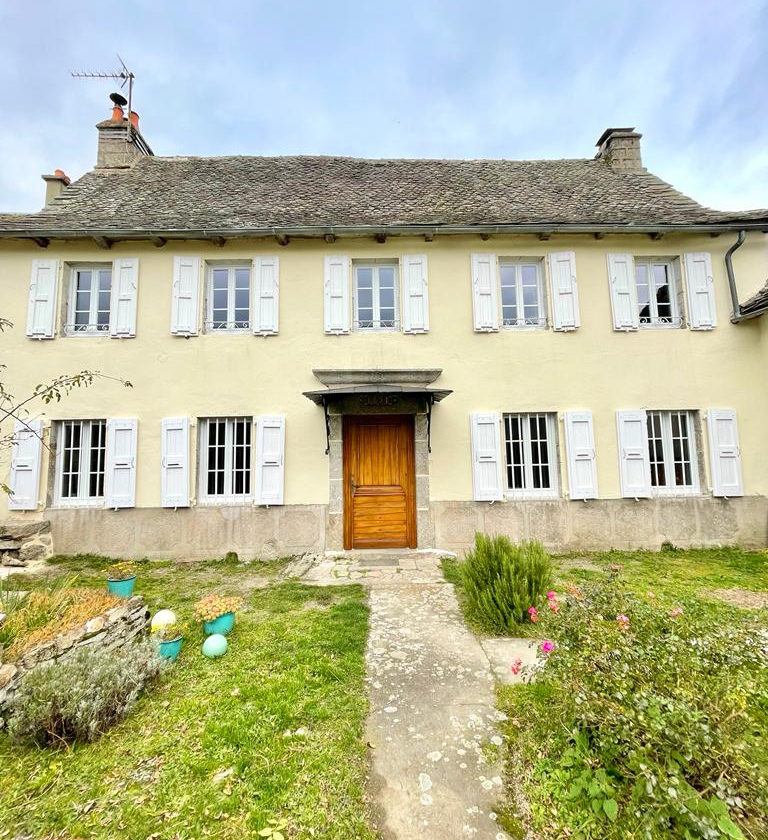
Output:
[[647, 412, 666, 487], [653, 264, 672, 322], [212, 269, 229, 290], [356, 267, 373, 288], [378, 266, 395, 288], [504, 415, 525, 490], [671, 411, 693, 487], [635, 263, 651, 323], [89, 420, 106, 497], [235, 268, 250, 288], [358, 287, 373, 309], [500, 265, 518, 324]]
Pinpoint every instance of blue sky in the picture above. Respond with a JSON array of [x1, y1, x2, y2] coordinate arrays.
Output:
[[1, 0, 766, 212]]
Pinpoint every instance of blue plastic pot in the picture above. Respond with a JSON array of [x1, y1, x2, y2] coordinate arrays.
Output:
[[158, 636, 183, 662], [203, 611, 235, 636], [107, 576, 136, 597]]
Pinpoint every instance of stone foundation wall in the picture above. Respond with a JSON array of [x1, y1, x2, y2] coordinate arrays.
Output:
[[432, 496, 768, 555], [0, 521, 53, 568], [0, 596, 150, 724], [46, 505, 326, 560]]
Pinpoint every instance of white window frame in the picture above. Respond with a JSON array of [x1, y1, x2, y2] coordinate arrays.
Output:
[[205, 264, 252, 333], [198, 417, 254, 504], [498, 259, 547, 328], [634, 258, 683, 328], [646, 410, 699, 496], [353, 261, 400, 331], [54, 419, 108, 507], [65, 264, 113, 337], [502, 412, 559, 499]]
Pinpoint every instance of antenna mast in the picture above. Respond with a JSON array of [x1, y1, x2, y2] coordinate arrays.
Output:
[[71, 54, 135, 138]]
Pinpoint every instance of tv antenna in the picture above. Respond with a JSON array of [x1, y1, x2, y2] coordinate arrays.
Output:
[[71, 54, 135, 136]]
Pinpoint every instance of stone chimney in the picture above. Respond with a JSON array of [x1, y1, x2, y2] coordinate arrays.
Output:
[[96, 96, 154, 169], [595, 127, 644, 173], [41, 169, 70, 205]]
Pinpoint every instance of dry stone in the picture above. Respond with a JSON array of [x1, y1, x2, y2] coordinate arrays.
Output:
[[0, 595, 150, 727]]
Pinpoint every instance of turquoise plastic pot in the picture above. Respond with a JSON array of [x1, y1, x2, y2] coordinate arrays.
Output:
[[158, 637, 183, 662], [107, 576, 136, 597], [203, 611, 235, 636]]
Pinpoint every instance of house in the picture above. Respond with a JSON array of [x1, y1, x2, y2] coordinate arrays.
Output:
[[1, 99, 767, 560]]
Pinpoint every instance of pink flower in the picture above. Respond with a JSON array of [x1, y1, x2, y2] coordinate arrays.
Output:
[[509, 658, 523, 675], [540, 640, 555, 654], [616, 614, 630, 630], [546, 591, 557, 600], [548, 598, 560, 613], [647, 591, 656, 599], [527, 606, 539, 623], [669, 606, 684, 618]]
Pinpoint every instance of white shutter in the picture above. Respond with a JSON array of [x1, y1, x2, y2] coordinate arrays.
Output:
[[684, 252, 717, 329], [8, 419, 43, 510], [256, 415, 286, 505], [401, 254, 429, 333], [564, 411, 597, 500], [26, 259, 59, 338], [161, 417, 190, 507], [470, 412, 503, 501], [471, 253, 499, 331], [105, 418, 138, 508], [110, 258, 139, 337], [607, 253, 639, 330], [547, 251, 580, 330], [707, 409, 743, 497], [170, 256, 200, 335], [253, 256, 279, 335], [323, 256, 350, 334], [616, 410, 651, 498]]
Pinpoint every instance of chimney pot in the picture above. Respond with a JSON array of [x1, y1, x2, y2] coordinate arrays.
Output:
[[595, 127, 644, 173], [129, 110, 139, 129], [111, 104, 125, 122]]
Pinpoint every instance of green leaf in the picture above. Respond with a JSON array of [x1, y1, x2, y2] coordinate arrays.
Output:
[[273, 833, 284, 840], [259, 830, 273, 837], [603, 798, 618, 822], [717, 816, 745, 839]]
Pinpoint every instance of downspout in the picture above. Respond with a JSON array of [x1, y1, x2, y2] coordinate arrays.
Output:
[[725, 230, 768, 322], [725, 230, 746, 321]]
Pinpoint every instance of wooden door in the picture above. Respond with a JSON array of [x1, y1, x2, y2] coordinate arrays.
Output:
[[343, 415, 416, 550]]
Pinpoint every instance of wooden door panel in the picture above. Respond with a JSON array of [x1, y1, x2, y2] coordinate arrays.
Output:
[[343, 415, 416, 550]]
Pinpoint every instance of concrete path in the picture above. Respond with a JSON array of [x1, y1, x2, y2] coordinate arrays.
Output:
[[298, 552, 511, 840]]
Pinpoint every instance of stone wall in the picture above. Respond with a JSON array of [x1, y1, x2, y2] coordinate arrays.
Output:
[[46, 505, 326, 561], [0, 521, 53, 568], [0, 595, 150, 725], [432, 496, 768, 555]]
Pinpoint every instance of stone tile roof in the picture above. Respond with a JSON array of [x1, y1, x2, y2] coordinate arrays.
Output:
[[1, 155, 766, 234], [740, 281, 768, 315]]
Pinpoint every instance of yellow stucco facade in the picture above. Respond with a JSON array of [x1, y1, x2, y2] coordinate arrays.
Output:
[[1, 230, 767, 556]]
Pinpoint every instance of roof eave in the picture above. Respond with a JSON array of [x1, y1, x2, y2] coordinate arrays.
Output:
[[1, 221, 768, 242]]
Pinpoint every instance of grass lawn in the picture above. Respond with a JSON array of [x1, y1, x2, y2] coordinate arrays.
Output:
[[444, 546, 768, 840], [0, 555, 376, 840]]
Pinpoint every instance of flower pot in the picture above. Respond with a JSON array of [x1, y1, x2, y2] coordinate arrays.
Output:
[[107, 575, 136, 597], [203, 611, 235, 636], [158, 636, 183, 662]]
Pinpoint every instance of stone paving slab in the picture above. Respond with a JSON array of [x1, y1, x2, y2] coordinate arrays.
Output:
[[366, 582, 509, 840]]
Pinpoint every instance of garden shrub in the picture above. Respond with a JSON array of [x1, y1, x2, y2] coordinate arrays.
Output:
[[7, 639, 167, 746], [503, 576, 768, 839], [461, 534, 552, 633]]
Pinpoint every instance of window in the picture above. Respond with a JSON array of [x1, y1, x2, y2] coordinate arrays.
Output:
[[206, 265, 251, 331], [503, 413, 558, 496], [646, 410, 698, 493], [56, 420, 107, 502], [199, 417, 252, 501], [634, 259, 681, 326], [354, 262, 398, 330], [499, 260, 546, 327], [66, 265, 111, 335]]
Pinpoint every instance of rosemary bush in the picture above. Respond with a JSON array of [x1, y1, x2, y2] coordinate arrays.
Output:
[[461, 534, 552, 633]]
